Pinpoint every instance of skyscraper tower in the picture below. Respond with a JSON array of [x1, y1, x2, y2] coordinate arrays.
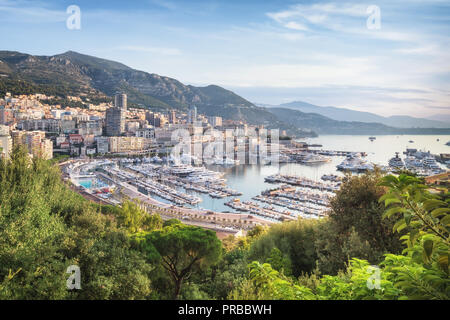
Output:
[[106, 107, 125, 136], [168, 110, 177, 124], [114, 93, 127, 110], [105, 93, 127, 136], [188, 105, 197, 124]]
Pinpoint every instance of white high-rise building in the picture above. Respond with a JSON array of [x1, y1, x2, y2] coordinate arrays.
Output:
[[188, 105, 197, 124], [0, 125, 12, 160]]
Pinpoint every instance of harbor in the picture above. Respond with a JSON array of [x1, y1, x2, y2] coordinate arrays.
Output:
[[63, 134, 449, 234]]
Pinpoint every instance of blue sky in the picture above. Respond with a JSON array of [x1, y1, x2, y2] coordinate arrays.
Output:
[[0, 0, 449, 118]]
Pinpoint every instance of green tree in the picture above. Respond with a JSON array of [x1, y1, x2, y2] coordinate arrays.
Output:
[[266, 247, 292, 276], [378, 174, 449, 299], [0, 147, 154, 300], [249, 218, 319, 277], [316, 171, 403, 274], [133, 224, 222, 299], [230, 261, 315, 300], [203, 248, 249, 300], [163, 218, 182, 228], [0, 147, 69, 299], [62, 209, 153, 300], [116, 200, 162, 233]]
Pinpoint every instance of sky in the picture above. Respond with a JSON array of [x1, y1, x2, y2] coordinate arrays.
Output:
[[0, 0, 449, 118]]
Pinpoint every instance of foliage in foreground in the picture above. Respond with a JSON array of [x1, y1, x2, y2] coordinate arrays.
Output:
[[231, 174, 449, 300], [1, 148, 448, 300]]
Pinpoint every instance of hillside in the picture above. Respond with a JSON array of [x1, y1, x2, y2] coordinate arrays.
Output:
[[0, 51, 257, 116]]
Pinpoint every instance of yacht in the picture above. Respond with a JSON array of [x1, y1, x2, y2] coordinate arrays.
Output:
[[168, 165, 195, 177], [388, 153, 405, 169], [422, 156, 443, 172], [337, 154, 373, 172], [300, 154, 331, 164], [359, 163, 375, 171], [404, 156, 423, 169]]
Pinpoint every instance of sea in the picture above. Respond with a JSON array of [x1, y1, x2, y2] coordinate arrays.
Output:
[[185, 135, 450, 213]]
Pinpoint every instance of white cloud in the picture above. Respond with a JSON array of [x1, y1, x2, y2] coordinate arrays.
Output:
[[0, 0, 66, 22], [267, 2, 367, 27], [283, 21, 309, 31], [265, 2, 424, 43]]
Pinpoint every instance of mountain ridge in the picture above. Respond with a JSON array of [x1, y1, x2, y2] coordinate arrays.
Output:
[[0, 50, 314, 136], [268, 107, 450, 135], [0, 50, 256, 113], [1, 50, 448, 136], [260, 101, 450, 128]]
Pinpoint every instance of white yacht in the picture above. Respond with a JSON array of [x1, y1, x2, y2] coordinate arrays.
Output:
[[337, 154, 373, 172], [422, 156, 443, 172], [168, 165, 195, 177], [404, 156, 423, 169], [388, 153, 405, 169], [300, 154, 331, 164]]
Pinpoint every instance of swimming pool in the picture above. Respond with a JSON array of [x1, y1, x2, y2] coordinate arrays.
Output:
[[78, 179, 93, 189], [77, 178, 109, 189]]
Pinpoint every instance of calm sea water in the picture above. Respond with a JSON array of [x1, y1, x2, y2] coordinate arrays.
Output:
[[188, 135, 450, 213]]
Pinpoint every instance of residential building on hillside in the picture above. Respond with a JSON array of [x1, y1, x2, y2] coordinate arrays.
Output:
[[0, 125, 12, 160], [11, 130, 53, 160], [108, 136, 148, 153]]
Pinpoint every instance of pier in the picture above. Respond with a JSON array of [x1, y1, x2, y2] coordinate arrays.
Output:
[[264, 174, 340, 192]]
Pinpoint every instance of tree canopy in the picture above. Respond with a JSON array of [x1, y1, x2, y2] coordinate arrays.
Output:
[[133, 224, 222, 299]]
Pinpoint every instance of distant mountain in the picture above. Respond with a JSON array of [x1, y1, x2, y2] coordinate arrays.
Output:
[[1, 50, 448, 137], [0, 50, 280, 125], [263, 101, 450, 128], [268, 107, 450, 135], [427, 113, 450, 124]]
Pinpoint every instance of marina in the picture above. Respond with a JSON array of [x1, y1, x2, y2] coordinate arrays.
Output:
[[64, 134, 449, 231]]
